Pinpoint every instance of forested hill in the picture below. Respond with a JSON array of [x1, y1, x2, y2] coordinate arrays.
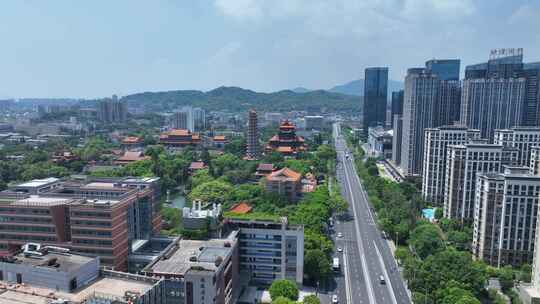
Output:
[[121, 86, 361, 112]]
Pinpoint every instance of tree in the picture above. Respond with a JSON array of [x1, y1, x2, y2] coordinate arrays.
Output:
[[269, 279, 299, 301], [520, 264, 532, 283], [189, 180, 233, 204], [304, 230, 333, 256], [408, 222, 444, 259], [302, 295, 321, 304], [498, 265, 514, 291], [435, 207, 443, 220], [436, 280, 480, 304], [304, 249, 332, 283], [272, 296, 294, 304]]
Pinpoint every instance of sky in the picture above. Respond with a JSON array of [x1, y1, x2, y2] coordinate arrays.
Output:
[[1, 0, 539, 98]]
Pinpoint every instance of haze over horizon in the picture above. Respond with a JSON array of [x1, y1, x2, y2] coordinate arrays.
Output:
[[1, 0, 539, 98]]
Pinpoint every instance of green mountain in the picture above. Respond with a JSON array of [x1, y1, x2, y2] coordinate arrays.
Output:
[[329, 79, 404, 96], [121, 86, 361, 112]]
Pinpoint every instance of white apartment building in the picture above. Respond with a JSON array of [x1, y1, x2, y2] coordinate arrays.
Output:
[[443, 142, 518, 220], [422, 126, 480, 205], [530, 146, 540, 176], [473, 166, 540, 267], [494, 127, 540, 166]]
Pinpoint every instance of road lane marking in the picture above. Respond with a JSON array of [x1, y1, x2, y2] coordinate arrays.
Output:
[[374, 240, 398, 304], [342, 151, 376, 304], [342, 245, 353, 304]]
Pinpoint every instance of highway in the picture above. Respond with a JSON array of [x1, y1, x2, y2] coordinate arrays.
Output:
[[329, 122, 411, 304]]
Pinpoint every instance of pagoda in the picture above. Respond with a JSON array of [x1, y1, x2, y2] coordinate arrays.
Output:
[[265, 120, 306, 156]]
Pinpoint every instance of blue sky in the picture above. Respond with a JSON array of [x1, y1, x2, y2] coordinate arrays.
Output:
[[1, 0, 539, 98]]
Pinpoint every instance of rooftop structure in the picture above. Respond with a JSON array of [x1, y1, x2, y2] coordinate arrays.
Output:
[[264, 167, 303, 202], [114, 151, 150, 165], [159, 129, 201, 147], [266, 120, 306, 156]]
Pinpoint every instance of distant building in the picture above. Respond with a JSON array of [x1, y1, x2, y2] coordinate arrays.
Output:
[[122, 136, 144, 150], [159, 129, 201, 147], [465, 48, 540, 127], [473, 166, 540, 267], [304, 115, 324, 131], [264, 112, 283, 125], [114, 150, 150, 165], [212, 135, 228, 149], [363, 67, 388, 137], [98, 97, 127, 123], [182, 201, 222, 234], [530, 146, 540, 176], [264, 167, 303, 202], [255, 163, 275, 178], [443, 142, 518, 221], [493, 127, 540, 166], [390, 90, 404, 128], [265, 120, 306, 156], [391, 114, 403, 166], [193, 107, 206, 131], [421, 126, 481, 205], [246, 110, 260, 160], [171, 109, 193, 131], [367, 126, 393, 159]]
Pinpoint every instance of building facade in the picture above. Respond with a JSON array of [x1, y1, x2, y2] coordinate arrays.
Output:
[[246, 110, 260, 160], [0, 177, 162, 271], [391, 90, 404, 128], [227, 217, 304, 285], [363, 67, 388, 137], [421, 126, 481, 205], [98, 96, 127, 123], [265, 120, 306, 157], [392, 114, 403, 166], [472, 167, 540, 267], [443, 143, 519, 220], [494, 127, 540, 166], [367, 126, 393, 159], [264, 168, 303, 203]]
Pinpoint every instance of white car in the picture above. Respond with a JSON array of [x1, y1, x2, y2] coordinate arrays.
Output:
[[337, 247, 343, 253], [332, 294, 339, 303], [337, 232, 343, 238]]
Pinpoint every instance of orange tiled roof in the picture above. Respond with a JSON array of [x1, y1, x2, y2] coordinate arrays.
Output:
[[189, 161, 206, 170], [117, 151, 149, 162], [267, 167, 301, 182], [229, 202, 252, 214], [213, 135, 226, 141], [122, 136, 142, 144], [277, 146, 294, 153], [169, 129, 190, 136]]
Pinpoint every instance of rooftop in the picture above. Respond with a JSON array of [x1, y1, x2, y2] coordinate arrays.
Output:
[[267, 167, 301, 182], [229, 202, 252, 214], [145, 237, 235, 276], [6, 249, 95, 273], [11, 196, 72, 207], [16, 178, 59, 188]]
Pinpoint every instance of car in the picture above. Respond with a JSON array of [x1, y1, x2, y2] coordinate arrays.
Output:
[[332, 295, 339, 303], [337, 232, 343, 238], [379, 275, 386, 284], [337, 247, 343, 253]]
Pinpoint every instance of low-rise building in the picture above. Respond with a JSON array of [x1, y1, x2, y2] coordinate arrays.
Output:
[[255, 163, 274, 177], [114, 151, 150, 165], [0, 243, 164, 304], [142, 232, 239, 304], [212, 135, 228, 149], [264, 167, 303, 202], [0, 176, 162, 271], [159, 129, 201, 148], [122, 136, 145, 150]]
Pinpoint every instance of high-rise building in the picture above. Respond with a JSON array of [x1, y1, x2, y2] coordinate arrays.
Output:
[[400, 68, 439, 176], [461, 49, 538, 138], [363, 67, 388, 137], [171, 111, 190, 130], [493, 127, 540, 166], [530, 146, 540, 176], [97, 97, 127, 123], [421, 126, 481, 205], [246, 109, 260, 160], [390, 90, 404, 128], [461, 78, 526, 140], [425, 59, 460, 81], [392, 115, 403, 166], [472, 166, 540, 267], [443, 142, 518, 220], [193, 107, 206, 131]]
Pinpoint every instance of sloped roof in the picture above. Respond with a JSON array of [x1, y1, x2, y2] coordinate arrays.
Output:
[[213, 135, 226, 141], [267, 167, 301, 182], [117, 151, 149, 162], [169, 129, 190, 136], [189, 161, 206, 170], [229, 202, 252, 214], [257, 163, 274, 171]]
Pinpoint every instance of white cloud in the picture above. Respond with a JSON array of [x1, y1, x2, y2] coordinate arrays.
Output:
[[214, 0, 263, 20]]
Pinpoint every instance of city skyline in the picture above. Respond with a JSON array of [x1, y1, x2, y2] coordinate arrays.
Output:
[[1, 0, 539, 98]]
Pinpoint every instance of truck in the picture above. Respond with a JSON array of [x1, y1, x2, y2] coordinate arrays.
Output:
[[332, 257, 340, 271]]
